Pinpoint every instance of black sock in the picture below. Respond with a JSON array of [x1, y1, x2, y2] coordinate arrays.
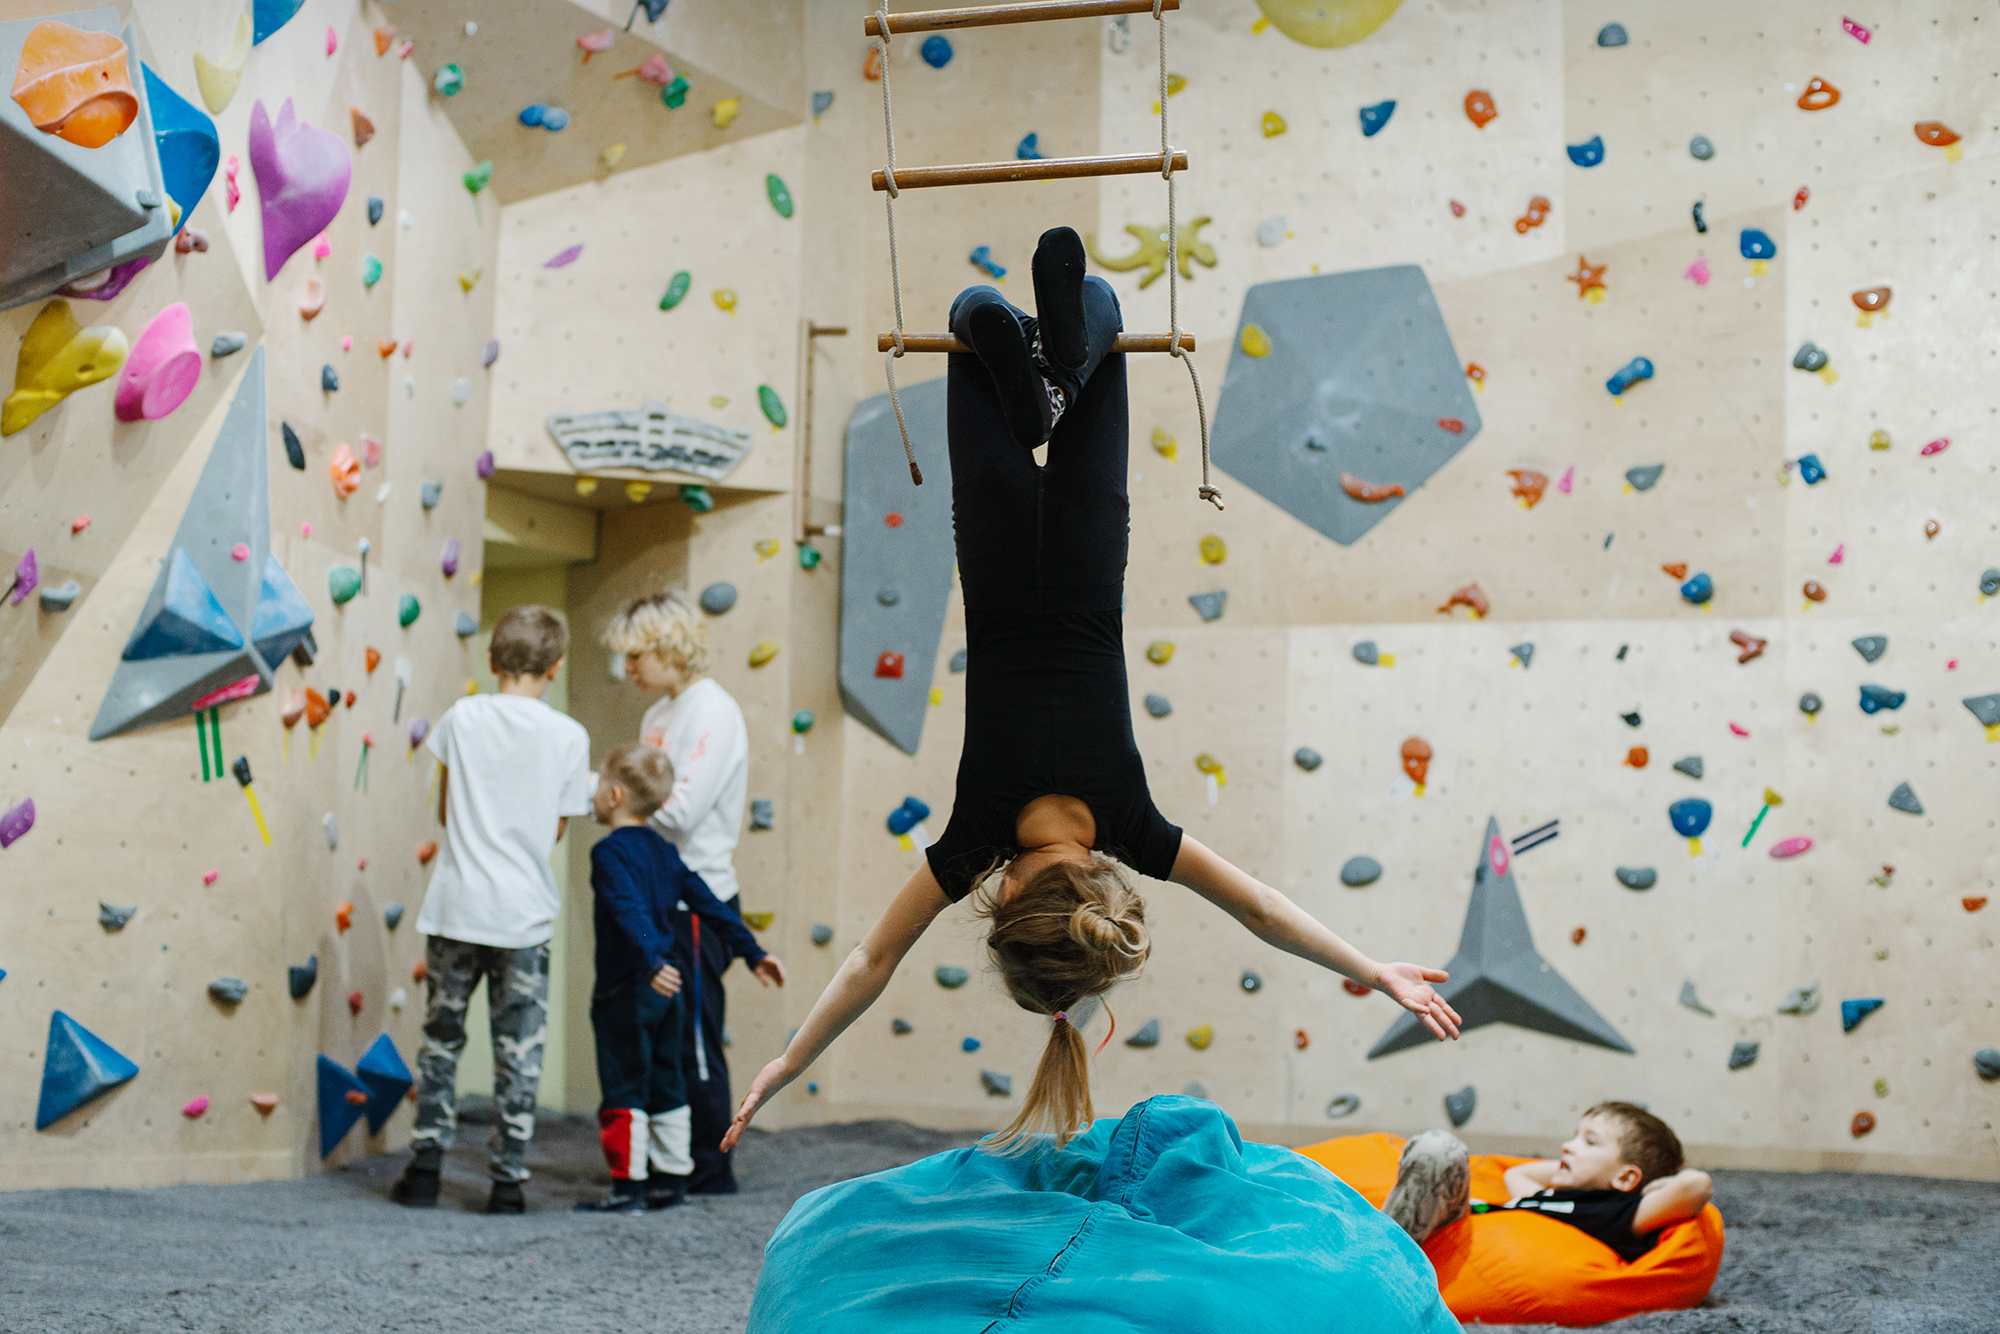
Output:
[[1032, 227, 1089, 373], [964, 301, 1052, 450]]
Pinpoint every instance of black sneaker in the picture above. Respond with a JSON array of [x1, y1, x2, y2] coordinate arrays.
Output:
[[1031, 226, 1090, 373], [485, 1180, 526, 1215], [390, 1151, 441, 1208], [645, 1173, 690, 1210], [964, 301, 1056, 450], [573, 1179, 647, 1214]]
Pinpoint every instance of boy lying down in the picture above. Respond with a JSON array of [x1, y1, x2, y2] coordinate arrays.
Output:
[[1384, 1101, 1714, 1262]]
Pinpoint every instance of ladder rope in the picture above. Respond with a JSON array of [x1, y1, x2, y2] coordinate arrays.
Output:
[[876, 9, 924, 485], [1153, 0, 1219, 509]]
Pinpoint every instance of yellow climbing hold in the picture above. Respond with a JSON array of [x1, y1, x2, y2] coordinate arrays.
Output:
[[1199, 535, 1227, 565], [749, 640, 780, 668], [3, 299, 129, 436], [929, 687, 944, 706], [1186, 1025, 1213, 1051], [709, 394, 729, 408], [458, 267, 482, 292], [1167, 74, 1187, 96], [1146, 641, 1174, 665], [1195, 753, 1228, 786], [1253, 0, 1406, 50], [713, 97, 740, 129], [754, 538, 781, 562], [193, 13, 251, 114], [624, 480, 653, 503], [743, 911, 776, 931], [1262, 111, 1287, 137], [1087, 218, 1216, 290], [465, 678, 480, 696], [1152, 427, 1179, 462], [1868, 429, 1891, 451], [1252, 15, 1272, 31], [599, 142, 627, 169], [574, 477, 599, 496], [714, 289, 737, 313], [1240, 324, 1272, 357]]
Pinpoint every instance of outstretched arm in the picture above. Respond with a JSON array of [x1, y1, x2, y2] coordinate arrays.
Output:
[[1167, 834, 1462, 1042], [720, 862, 952, 1150]]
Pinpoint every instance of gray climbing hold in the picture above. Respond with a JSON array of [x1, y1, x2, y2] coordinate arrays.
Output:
[[876, 586, 900, 607], [980, 1070, 1012, 1097], [1621, 711, 1642, 727], [39, 579, 81, 612], [811, 90, 834, 119], [1351, 640, 1379, 666], [211, 331, 246, 358], [1597, 22, 1628, 46], [1859, 684, 1906, 713], [1183, 1081, 1209, 1100], [1777, 980, 1821, 1016], [1983, 569, 2000, 598], [1616, 867, 1657, 890], [1510, 642, 1534, 668], [1728, 1041, 1760, 1071], [289, 954, 319, 1000], [420, 480, 442, 510], [1887, 781, 1923, 815], [383, 903, 404, 930], [1188, 590, 1226, 622], [891, 1018, 913, 1035], [1963, 694, 2000, 728], [1126, 1018, 1161, 1048], [1792, 342, 1829, 373], [810, 923, 833, 946], [949, 647, 967, 673], [1974, 1048, 2000, 1082], [1325, 1093, 1362, 1119], [1143, 694, 1173, 718], [1799, 692, 1822, 717], [1256, 216, 1287, 246], [1852, 635, 1888, 664], [208, 977, 248, 1005], [321, 364, 339, 393], [749, 798, 774, 830], [1294, 747, 1323, 772], [367, 196, 384, 225], [1240, 971, 1262, 993], [454, 610, 478, 638], [323, 813, 339, 848], [1444, 1085, 1476, 1128], [1625, 464, 1664, 491], [1340, 856, 1382, 887], [98, 902, 135, 932], [936, 965, 969, 989], [1689, 135, 1714, 160], [1679, 980, 1714, 1016], [698, 582, 737, 615], [1672, 755, 1703, 780]]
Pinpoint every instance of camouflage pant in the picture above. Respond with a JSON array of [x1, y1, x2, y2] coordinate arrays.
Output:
[[410, 936, 549, 1182]]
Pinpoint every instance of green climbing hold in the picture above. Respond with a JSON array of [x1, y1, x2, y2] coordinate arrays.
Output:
[[398, 592, 420, 627], [766, 174, 794, 218], [936, 965, 969, 989], [759, 384, 787, 429], [798, 543, 822, 570], [462, 160, 492, 195], [433, 63, 464, 98], [680, 484, 714, 513], [328, 566, 361, 605], [661, 74, 689, 109], [361, 254, 382, 287], [659, 270, 691, 310]]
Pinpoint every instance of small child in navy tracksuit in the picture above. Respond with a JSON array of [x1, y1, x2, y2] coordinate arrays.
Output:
[[577, 744, 784, 1213]]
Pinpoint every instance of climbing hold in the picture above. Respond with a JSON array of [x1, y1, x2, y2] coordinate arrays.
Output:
[[1188, 591, 1226, 622], [748, 799, 774, 831], [98, 902, 135, 932], [1769, 837, 1813, 859], [195, 14, 252, 114], [321, 365, 339, 394], [248, 99, 353, 282], [329, 443, 359, 499], [958, 1035, 981, 1053], [935, 966, 969, 989], [1144, 694, 1173, 718], [1691, 199, 1707, 233], [1256, 216, 1287, 247], [1919, 437, 1951, 458], [1358, 99, 1395, 137], [874, 651, 904, 678], [1728, 1041, 1760, 1071], [1962, 694, 2000, 732], [887, 797, 931, 837], [1975, 1049, 2000, 1081], [438, 538, 460, 578], [1731, 630, 1768, 664], [1294, 1030, 1309, 1050], [1146, 641, 1174, 665], [890, 1017, 913, 1035], [1669, 798, 1712, 844], [1624, 748, 1649, 769], [1672, 755, 1703, 780], [180, 1094, 211, 1120], [10, 21, 138, 148], [1841, 997, 1885, 1033], [454, 611, 477, 638], [1260, 110, 1286, 137], [1341, 474, 1405, 503], [1597, 22, 1628, 46], [792, 709, 818, 734], [1803, 581, 1826, 603], [1774, 981, 1821, 1016], [1566, 135, 1605, 168], [462, 160, 492, 197], [1680, 572, 1713, 606], [1797, 76, 1840, 111], [1983, 569, 2000, 598], [1570, 926, 1586, 945], [980, 1070, 1012, 1097], [1186, 1026, 1213, 1051], [38, 580, 80, 612], [1239, 324, 1271, 358], [1886, 781, 1923, 815], [968, 245, 1006, 280], [35, 1011, 140, 1129], [327, 567, 361, 606], [1351, 641, 1379, 666], [1792, 343, 1829, 374], [1014, 132, 1040, 160], [2, 301, 129, 437], [1915, 120, 1961, 152], [1849, 1111, 1876, 1138], [1798, 692, 1823, 719], [1679, 981, 1714, 1016], [345, 989, 364, 1017], [542, 244, 582, 270], [915, 33, 955, 68], [810, 924, 833, 947], [1444, 1086, 1476, 1128], [1606, 357, 1653, 397], [1463, 89, 1496, 128], [1859, 685, 1906, 714], [1198, 534, 1227, 565], [1852, 635, 1888, 664], [111, 304, 201, 424], [285, 953, 319, 1000], [431, 62, 464, 98], [1507, 470, 1548, 507], [298, 278, 327, 321], [1616, 867, 1656, 891], [1437, 583, 1489, 618], [1343, 980, 1372, 997], [397, 593, 420, 627], [1294, 747, 1323, 772], [1738, 230, 1777, 266], [1514, 195, 1551, 233], [1340, 856, 1382, 888], [1126, 1019, 1161, 1049], [710, 97, 741, 130], [1689, 135, 1714, 160], [698, 583, 737, 615], [1240, 971, 1262, 994], [207, 976, 248, 1006], [1326, 1094, 1362, 1119], [1400, 737, 1432, 786]]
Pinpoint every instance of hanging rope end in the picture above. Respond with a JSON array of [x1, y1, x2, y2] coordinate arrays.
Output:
[[909, 461, 924, 486], [1198, 485, 1223, 511]]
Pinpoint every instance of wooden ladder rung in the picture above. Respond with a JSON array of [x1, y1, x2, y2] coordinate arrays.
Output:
[[877, 332, 1195, 354], [866, 0, 1178, 37], [874, 150, 1187, 193]]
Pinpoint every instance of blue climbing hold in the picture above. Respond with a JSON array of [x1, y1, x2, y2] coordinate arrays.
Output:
[[252, 0, 306, 45], [1143, 694, 1172, 718], [1597, 22, 1629, 46], [316, 1054, 371, 1157], [541, 107, 570, 132], [811, 90, 834, 120], [1359, 100, 1396, 137], [1739, 228, 1777, 261], [141, 64, 220, 241], [356, 1033, 414, 1135], [289, 954, 318, 999], [368, 196, 384, 225], [251, 555, 316, 669], [36, 1011, 140, 1129], [123, 549, 244, 661], [1189, 590, 1226, 622], [1016, 132, 1042, 160], [1125, 1018, 1161, 1048], [1858, 684, 1906, 713], [1606, 357, 1654, 397], [1669, 798, 1713, 839], [519, 104, 548, 127], [1840, 997, 1884, 1033], [1797, 453, 1827, 484], [886, 795, 931, 836], [920, 34, 953, 67], [936, 966, 970, 989], [969, 245, 1006, 280], [1566, 135, 1605, 167], [699, 582, 738, 615], [1680, 572, 1713, 605], [962, 1036, 981, 1052]]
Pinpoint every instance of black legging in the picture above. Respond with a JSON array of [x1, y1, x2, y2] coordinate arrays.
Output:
[[945, 277, 1128, 616]]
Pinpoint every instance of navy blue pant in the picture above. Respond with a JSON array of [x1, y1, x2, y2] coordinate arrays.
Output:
[[590, 982, 687, 1180], [679, 909, 738, 1194]]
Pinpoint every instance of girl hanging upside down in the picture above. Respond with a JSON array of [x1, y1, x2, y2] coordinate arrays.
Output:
[[723, 227, 1462, 1153]]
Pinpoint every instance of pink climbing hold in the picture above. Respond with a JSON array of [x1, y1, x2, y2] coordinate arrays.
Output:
[[635, 52, 673, 85], [361, 433, 382, 467], [248, 98, 354, 281], [325, 24, 337, 56], [225, 155, 239, 212], [202, 869, 219, 885], [544, 244, 583, 269], [1684, 257, 1711, 286], [1769, 836, 1813, 858], [181, 1095, 210, 1118], [231, 542, 250, 561], [577, 28, 618, 59], [1557, 466, 1574, 495], [1729, 721, 1750, 737], [0, 797, 34, 849], [312, 232, 331, 260], [114, 303, 201, 422], [1828, 543, 1845, 565], [1842, 16, 1871, 43], [190, 674, 262, 711], [1921, 437, 1950, 456]]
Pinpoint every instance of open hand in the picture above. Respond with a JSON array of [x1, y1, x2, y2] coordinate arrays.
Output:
[[1375, 962, 1461, 1041], [649, 963, 682, 997], [721, 1056, 792, 1152], [752, 955, 787, 987]]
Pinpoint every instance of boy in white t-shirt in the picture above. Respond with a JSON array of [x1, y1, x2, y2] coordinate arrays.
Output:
[[392, 606, 593, 1214]]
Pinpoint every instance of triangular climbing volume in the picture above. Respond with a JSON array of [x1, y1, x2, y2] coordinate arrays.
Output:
[[36, 1011, 141, 1129], [316, 1054, 372, 1158], [355, 1033, 414, 1136], [121, 548, 245, 660], [250, 553, 315, 669]]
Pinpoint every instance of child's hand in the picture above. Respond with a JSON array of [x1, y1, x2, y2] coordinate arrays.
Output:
[[650, 963, 682, 996], [1374, 962, 1462, 1041], [752, 955, 787, 987]]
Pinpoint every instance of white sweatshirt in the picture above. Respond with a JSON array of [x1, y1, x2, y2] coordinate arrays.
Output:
[[639, 677, 748, 903]]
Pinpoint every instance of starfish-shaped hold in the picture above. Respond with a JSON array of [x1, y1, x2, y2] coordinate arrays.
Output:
[[1567, 254, 1607, 298], [1369, 816, 1634, 1058], [1085, 218, 1216, 289]]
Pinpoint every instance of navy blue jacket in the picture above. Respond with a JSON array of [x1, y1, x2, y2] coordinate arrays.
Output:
[[589, 825, 764, 998]]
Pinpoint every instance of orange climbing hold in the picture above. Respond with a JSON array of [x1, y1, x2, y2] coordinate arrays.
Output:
[[373, 25, 396, 56], [350, 107, 375, 147], [1793, 186, 1810, 211], [1914, 121, 1960, 147], [1340, 473, 1405, 503], [1624, 747, 1649, 769], [1964, 896, 1988, 913], [1796, 77, 1840, 111], [1851, 286, 1891, 312], [335, 902, 353, 932], [874, 651, 905, 679], [1662, 562, 1688, 580], [1570, 927, 1586, 945], [1849, 1111, 1876, 1138], [9, 21, 138, 149], [304, 688, 331, 728], [1923, 520, 1940, 540], [1293, 1029, 1309, 1050], [1465, 363, 1485, 386], [412, 959, 427, 983], [1730, 630, 1767, 664], [1514, 195, 1551, 234], [1463, 89, 1497, 128], [1400, 737, 1432, 785], [1508, 470, 1548, 507], [1803, 580, 1826, 602], [863, 47, 882, 81], [330, 442, 360, 498], [417, 840, 438, 865], [1437, 583, 1489, 618], [1566, 255, 1607, 299], [365, 647, 381, 674]]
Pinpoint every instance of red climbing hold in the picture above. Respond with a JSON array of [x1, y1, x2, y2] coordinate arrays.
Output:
[[1849, 1111, 1876, 1138], [1662, 562, 1688, 580], [1342, 980, 1371, 997], [1340, 473, 1405, 503], [884, 512, 904, 528], [345, 1088, 369, 1106], [1436, 583, 1488, 618], [1914, 121, 1960, 147], [1449, 199, 1466, 218], [1792, 186, 1809, 211], [1439, 417, 1464, 434], [346, 989, 363, 1016], [1465, 362, 1485, 385], [411, 960, 426, 983], [874, 651, 905, 679], [1730, 630, 1767, 664], [1293, 1029, 1309, 1049]]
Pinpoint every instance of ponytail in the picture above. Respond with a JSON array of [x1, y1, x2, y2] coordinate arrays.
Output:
[[987, 1012, 1094, 1152]]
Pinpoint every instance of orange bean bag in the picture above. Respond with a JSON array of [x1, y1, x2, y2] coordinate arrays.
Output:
[[1296, 1133, 1724, 1327]]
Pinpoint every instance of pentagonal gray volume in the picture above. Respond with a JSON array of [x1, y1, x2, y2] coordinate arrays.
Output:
[[839, 376, 953, 755], [1209, 265, 1481, 546]]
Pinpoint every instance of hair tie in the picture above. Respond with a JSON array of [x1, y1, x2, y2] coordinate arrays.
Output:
[[1053, 1011, 1068, 1024]]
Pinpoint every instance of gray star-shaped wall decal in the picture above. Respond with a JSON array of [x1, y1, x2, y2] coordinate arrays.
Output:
[[1369, 816, 1633, 1058]]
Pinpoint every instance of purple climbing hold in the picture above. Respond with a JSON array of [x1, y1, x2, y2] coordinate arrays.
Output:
[[247, 98, 353, 280], [408, 718, 430, 749], [440, 538, 460, 577], [9, 549, 38, 604], [0, 798, 34, 848], [543, 244, 583, 269], [475, 451, 495, 480], [482, 340, 500, 368]]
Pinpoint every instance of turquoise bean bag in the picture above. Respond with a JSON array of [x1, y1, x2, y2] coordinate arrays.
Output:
[[748, 1096, 1461, 1333]]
